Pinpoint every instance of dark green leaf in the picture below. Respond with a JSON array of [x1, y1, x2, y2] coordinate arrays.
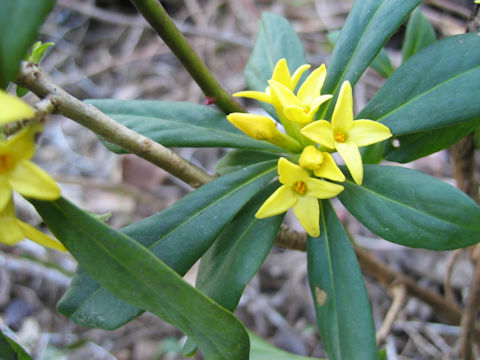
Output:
[[307, 200, 377, 360], [359, 32, 480, 136], [384, 118, 480, 163], [0, 0, 55, 88], [322, 0, 421, 117], [31, 198, 249, 360], [216, 150, 280, 175], [402, 8, 436, 62], [338, 165, 480, 250], [56, 161, 277, 329], [0, 330, 32, 360], [86, 99, 282, 153], [244, 12, 308, 118], [249, 332, 322, 360]]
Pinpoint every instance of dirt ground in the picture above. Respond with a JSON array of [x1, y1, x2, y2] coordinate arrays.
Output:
[[1, 0, 479, 359]]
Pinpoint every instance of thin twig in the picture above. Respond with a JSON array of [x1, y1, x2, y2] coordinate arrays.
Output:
[[444, 249, 463, 308], [460, 259, 480, 359], [15, 62, 213, 188], [376, 285, 407, 345]]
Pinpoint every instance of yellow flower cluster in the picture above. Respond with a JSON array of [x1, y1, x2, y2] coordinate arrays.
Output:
[[228, 59, 392, 237], [0, 90, 64, 251]]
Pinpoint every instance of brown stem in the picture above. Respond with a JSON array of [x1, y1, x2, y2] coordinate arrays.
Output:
[[376, 285, 407, 345], [460, 261, 480, 359]]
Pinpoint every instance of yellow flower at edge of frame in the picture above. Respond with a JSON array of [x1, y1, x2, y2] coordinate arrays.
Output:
[[233, 58, 310, 105], [255, 157, 344, 237], [0, 125, 61, 211], [0, 197, 65, 251], [0, 90, 35, 124], [301, 81, 392, 185]]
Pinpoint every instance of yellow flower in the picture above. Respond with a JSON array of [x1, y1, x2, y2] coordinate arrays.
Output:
[[298, 145, 345, 182], [301, 81, 392, 185], [0, 90, 35, 124], [0, 125, 61, 211], [255, 157, 344, 237], [226, 113, 302, 152], [268, 64, 333, 125], [0, 197, 65, 251], [234, 58, 310, 105]]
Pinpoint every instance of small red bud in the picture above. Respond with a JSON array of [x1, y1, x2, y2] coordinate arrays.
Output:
[[205, 96, 216, 105]]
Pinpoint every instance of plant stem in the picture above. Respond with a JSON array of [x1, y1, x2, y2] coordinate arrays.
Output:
[[128, 0, 245, 115]]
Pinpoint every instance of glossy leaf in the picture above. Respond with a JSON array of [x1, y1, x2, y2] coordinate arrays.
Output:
[[244, 12, 308, 117], [249, 332, 323, 360], [321, 0, 421, 117], [359, 32, 480, 136], [196, 182, 284, 311], [87, 99, 282, 153], [216, 150, 280, 175], [31, 198, 249, 360], [402, 8, 436, 62], [0, 0, 55, 88], [307, 200, 377, 360], [0, 330, 32, 360], [384, 118, 480, 163], [56, 160, 277, 329], [338, 165, 480, 250]]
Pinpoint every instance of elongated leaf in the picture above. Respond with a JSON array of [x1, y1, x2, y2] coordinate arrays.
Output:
[[57, 160, 277, 329], [402, 8, 436, 62], [0, 0, 55, 88], [244, 12, 308, 118], [0, 330, 32, 360], [359, 32, 480, 136], [322, 0, 421, 116], [307, 200, 377, 360], [249, 332, 323, 360], [87, 99, 282, 153], [338, 165, 480, 250], [31, 198, 249, 360], [216, 150, 280, 175], [196, 182, 284, 311], [384, 118, 480, 163]]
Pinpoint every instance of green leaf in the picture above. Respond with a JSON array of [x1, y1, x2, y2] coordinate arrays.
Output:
[[244, 12, 308, 118], [0, 330, 32, 360], [307, 200, 377, 360], [326, 30, 394, 79], [56, 160, 277, 330], [322, 0, 421, 116], [28, 41, 54, 64], [249, 332, 323, 360], [384, 118, 480, 163], [196, 182, 284, 311], [0, 0, 56, 88], [216, 150, 280, 175], [359, 32, 480, 136], [31, 198, 249, 360], [338, 165, 480, 250], [402, 8, 436, 62], [86, 99, 282, 153]]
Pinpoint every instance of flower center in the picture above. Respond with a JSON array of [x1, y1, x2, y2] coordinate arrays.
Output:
[[0, 154, 13, 174], [294, 181, 307, 195], [334, 131, 345, 143]]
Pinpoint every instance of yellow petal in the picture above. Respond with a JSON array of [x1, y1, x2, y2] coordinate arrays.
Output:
[[0, 90, 35, 124], [0, 217, 24, 244], [301, 120, 335, 149], [292, 196, 320, 237], [307, 95, 333, 117], [0, 179, 12, 211], [269, 80, 301, 108], [271, 59, 291, 86], [6, 125, 41, 163], [305, 177, 344, 199], [233, 90, 271, 104], [17, 220, 66, 251], [278, 157, 309, 185], [336, 141, 363, 184], [290, 64, 311, 90], [283, 106, 311, 124], [255, 185, 297, 218], [331, 81, 354, 133], [313, 153, 346, 182], [227, 113, 278, 140], [348, 120, 392, 147], [8, 160, 61, 200], [299, 145, 324, 170], [297, 64, 327, 106]]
